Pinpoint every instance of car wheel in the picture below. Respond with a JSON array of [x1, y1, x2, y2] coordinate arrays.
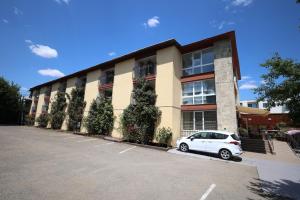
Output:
[[219, 149, 232, 160], [180, 143, 189, 152]]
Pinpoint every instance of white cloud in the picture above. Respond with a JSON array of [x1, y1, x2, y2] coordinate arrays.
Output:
[[21, 87, 28, 91], [241, 75, 251, 81], [13, 7, 23, 15], [2, 19, 8, 24], [143, 16, 160, 28], [54, 0, 71, 5], [27, 41, 58, 58], [210, 20, 235, 30], [232, 0, 253, 6], [260, 80, 266, 84], [38, 69, 65, 78], [108, 52, 116, 56], [239, 82, 257, 90]]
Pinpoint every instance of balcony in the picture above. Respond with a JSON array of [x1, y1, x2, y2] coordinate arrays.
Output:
[[98, 71, 114, 91], [44, 96, 50, 102], [133, 60, 156, 81]]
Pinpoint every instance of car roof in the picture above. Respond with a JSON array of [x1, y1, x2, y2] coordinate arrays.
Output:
[[195, 130, 234, 135]]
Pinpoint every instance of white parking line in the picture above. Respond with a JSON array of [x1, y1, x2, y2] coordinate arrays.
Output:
[[119, 146, 136, 154], [199, 184, 216, 200], [94, 142, 114, 147], [76, 138, 98, 143]]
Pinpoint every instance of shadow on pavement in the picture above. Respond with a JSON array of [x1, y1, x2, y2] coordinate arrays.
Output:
[[247, 178, 300, 200], [188, 150, 243, 162]]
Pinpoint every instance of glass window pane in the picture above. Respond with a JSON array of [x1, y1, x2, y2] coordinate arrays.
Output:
[[182, 83, 193, 96], [192, 67, 201, 75], [203, 79, 215, 94], [202, 64, 214, 73], [193, 52, 201, 66], [202, 48, 214, 65], [183, 68, 193, 76], [194, 97, 202, 104], [183, 112, 194, 130], [183, 53, 192, 68], [204, 111, 217, 130], [203, 95, 216, 104], [195, 112, 203, 130], [182, 97, 193, 105], [194, 82, 202, 95]]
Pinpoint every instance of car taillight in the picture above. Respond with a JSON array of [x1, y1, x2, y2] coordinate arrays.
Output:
[[229, 141, 239, 145]]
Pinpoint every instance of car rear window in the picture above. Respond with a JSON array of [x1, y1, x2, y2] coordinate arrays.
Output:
[[210, 132, 228, 139], [231, 134, 240, 141]]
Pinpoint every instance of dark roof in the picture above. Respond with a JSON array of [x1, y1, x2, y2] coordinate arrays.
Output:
[[30, 31, 240, 91]]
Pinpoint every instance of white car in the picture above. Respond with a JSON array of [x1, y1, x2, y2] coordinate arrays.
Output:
[[176, 130, 242, 160]]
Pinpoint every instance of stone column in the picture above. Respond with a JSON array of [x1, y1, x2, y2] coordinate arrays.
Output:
[[80, 69, 101, 133], [156, 46, 182, 146], [111, 59, 135, 138], [214, 40, 238, 133]]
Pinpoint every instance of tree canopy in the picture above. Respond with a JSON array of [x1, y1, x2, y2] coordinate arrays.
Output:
[[254, 53, 300, 125], [0, 77, 22, 124]]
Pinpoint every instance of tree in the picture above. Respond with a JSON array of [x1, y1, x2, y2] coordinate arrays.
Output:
[[36, 113, 50, 128], [50, 91, 68, 129], [121, 78, 161, 144], [84, 96, 114, 135], [254, 53, 300, 125], [67, 87, 86, 131], [0, 77, 22, 124]]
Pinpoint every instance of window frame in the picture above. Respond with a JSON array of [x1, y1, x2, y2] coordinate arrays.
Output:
[[182, 47, 214, 76], [182, 110, 217, 131], [182, 79, 216, 105]]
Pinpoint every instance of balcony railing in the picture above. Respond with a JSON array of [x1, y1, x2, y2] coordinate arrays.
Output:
[[99, 74, 114, 86], [133, 62, 156, 79]]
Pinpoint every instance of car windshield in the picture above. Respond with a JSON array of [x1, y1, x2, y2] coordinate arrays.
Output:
[[231, 134, 240, 141]]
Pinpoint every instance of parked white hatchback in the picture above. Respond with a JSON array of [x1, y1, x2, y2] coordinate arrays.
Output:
[[176, 130, 242, 160]]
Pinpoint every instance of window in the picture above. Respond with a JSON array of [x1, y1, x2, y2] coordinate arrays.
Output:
[[182, 111, 217, 131], [210, 132, 228, 139], [182, 48, 214, 76], [230, 134, 240, 141], [262, 103, 267, 108], [182, 79, 216, 105], [247, 103, 257, 108], [100, 88, 113, 100]]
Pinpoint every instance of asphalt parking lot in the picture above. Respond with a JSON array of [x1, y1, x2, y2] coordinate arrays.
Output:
[[0, 126, 261, 200]]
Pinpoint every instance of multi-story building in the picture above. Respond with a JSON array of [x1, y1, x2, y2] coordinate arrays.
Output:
[[29, 31, 241, 145], [240, 100, 289, 114]]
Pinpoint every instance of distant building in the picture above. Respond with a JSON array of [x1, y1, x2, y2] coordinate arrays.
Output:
[[240, 100, 289, 114]]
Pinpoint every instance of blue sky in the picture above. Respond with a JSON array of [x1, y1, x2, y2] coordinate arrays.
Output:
[[0, 0, 299, 100]]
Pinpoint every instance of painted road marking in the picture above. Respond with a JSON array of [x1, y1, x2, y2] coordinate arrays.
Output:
[[119, 146, 136, 154], [94, 142, 114, 147], [76, 138, 98, 143], [199, 184, 216, 200]]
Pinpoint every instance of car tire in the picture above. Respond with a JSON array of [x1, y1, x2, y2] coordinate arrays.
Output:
[[179, 143, 189, 152], [219, 149, 232, 160]]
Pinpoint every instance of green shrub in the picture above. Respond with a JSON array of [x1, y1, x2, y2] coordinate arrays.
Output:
[[25, 114, 35, 126], [155, 127, 172, 146], [121, 78, 161, 144], [238, 127, 248, 137], [84, 96, 114, 135], [50, 91, 68, 129], [67, 87, 86, 131], [36, 113, 49, 128]]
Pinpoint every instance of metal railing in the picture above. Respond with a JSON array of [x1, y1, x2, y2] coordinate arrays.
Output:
[[99, 74, 114, 85], [133, 64, 156, 79]]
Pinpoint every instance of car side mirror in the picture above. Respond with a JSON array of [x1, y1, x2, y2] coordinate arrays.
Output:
[[190, 137, 194, 141]]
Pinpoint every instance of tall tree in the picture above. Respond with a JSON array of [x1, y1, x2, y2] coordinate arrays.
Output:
[[254, 53, 300, 125], [67, 86, 86, 131], [50, 91, 68, 129], [0, 77, 21, 124]]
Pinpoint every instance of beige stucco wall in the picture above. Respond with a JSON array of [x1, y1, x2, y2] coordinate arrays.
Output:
[[61, 77, 77, 131], [29, 90, 37, 116], [156, 46, 182, 146], [34, 86, 47, 126], [80, 69, 101, 132], [214, 40, 238, 133], [111, 59, 135, 138]]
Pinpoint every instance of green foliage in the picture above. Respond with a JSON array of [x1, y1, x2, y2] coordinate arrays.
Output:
[[121, 78, 161, 144], [36, 113, 50, 128], [254, 53, 300, 125], [155, 127, 172, 145], [84, 96, 114, 135], [50, 91, 68, 129], [25, 114, 35, 126], [67, 87, 86, 131], [0, 76, 22, 124], [238, 127, 248, 137]]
